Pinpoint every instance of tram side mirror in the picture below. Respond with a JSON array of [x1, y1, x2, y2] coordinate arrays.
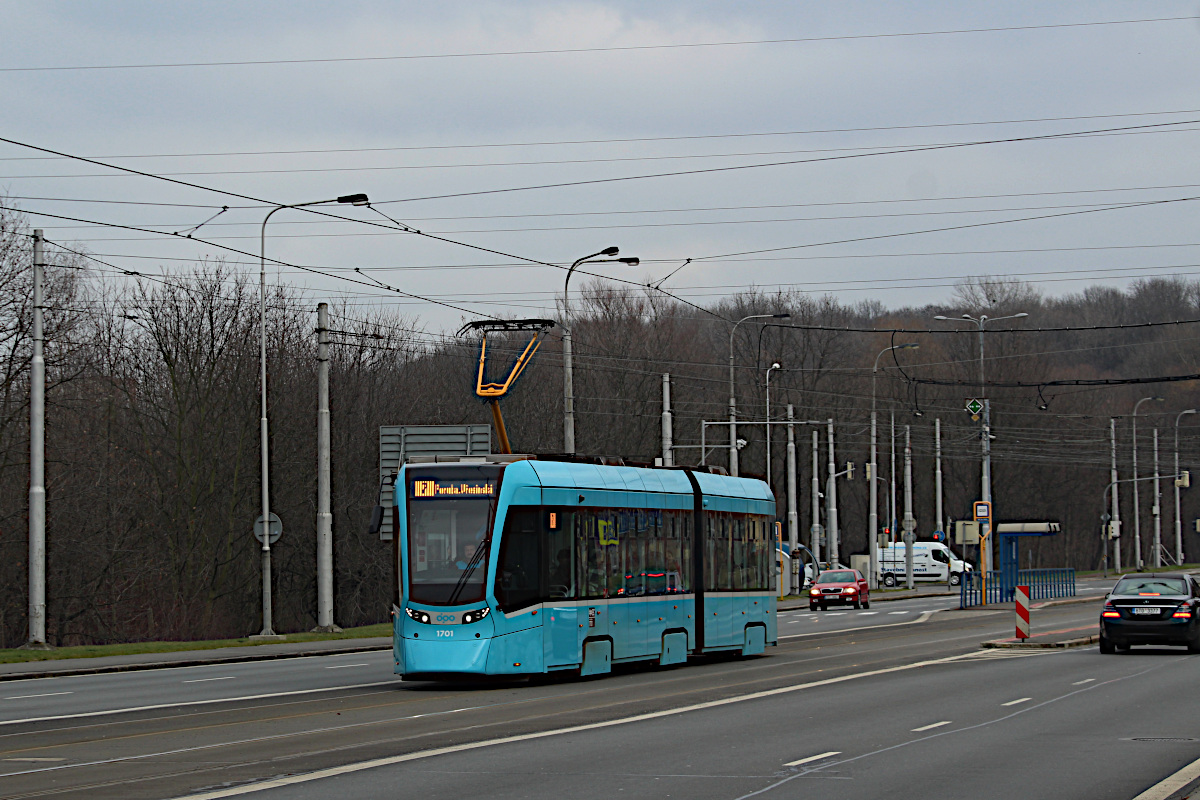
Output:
[[367, 505, 384, 537]]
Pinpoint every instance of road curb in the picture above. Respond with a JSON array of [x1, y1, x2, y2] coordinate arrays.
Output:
[[980, 634, 1099, 650], [0, 642, 391, 682], [1032, 594, 1104, 609]]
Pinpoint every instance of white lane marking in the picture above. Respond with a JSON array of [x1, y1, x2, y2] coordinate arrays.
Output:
[[325, 663, 370, 670], [785, 751, 841, 767], [858, 612, 878, 615], [183, 677, 235, 684], [780, 610, 938, 639], [1132, 753, 1200, 800], [4, 691, 73, 700], [166, 651, 977, 800], [1072, 678, 1095, 685], [911, 721, 952, 732], [826, 613, 846, 617], [4, 757, 65, 762], [888, 611, 909, 615], [787, 620, 800, 624], [0, 681, 395, 727], [1002, 697, 1031, 707]]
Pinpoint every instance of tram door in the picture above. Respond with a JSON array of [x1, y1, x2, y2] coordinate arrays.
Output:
[[543, 509, 582, 667]]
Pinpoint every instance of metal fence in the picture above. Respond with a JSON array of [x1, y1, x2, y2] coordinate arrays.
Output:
[[959, 568, 1075, 608]]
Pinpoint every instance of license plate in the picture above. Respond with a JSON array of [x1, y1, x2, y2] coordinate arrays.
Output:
[[1132, 607, 1159, 615]]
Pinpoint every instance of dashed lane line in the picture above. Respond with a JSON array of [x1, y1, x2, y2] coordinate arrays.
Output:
[[785, 751, 841, 767], [1002, 697, 1031, 706], [911, 721, 952, 732]]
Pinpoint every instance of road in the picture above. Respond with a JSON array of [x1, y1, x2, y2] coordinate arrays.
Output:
[[2, 589, 1196, 800]]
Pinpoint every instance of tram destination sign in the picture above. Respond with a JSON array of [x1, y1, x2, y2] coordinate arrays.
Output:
[[409, 478, 496, 499]]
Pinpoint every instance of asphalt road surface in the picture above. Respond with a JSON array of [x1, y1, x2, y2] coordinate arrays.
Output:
[[3, 590, 1195, 800]]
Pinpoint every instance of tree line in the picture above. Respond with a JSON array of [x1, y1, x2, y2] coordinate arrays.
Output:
[[2, 205, 1200, 645]]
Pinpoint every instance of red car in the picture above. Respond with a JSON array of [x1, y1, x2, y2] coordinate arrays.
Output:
[[810, 569, 871, 610]]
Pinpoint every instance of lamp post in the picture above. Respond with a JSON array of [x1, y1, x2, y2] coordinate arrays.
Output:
[[729, 313, 789, 476], [257, 193, 368, 637], [871, 343, 918, 590], [765, 362, 781, 487], [562, 247, 640, 454], [1175, 409, 1195, 566], [1131, 395, 1164, 570], [933, 311, 1028, 575]]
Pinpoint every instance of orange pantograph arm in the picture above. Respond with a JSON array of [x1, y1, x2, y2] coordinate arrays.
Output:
[[475, 332, 544, 398]]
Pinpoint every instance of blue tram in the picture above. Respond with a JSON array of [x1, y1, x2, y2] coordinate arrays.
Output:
[[391, 455, 777, 679]]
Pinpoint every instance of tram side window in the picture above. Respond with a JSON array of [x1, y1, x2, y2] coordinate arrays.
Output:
[[705, 512, 732, 591], [495, 507, 542, 611], [546, 510, 575, 599]]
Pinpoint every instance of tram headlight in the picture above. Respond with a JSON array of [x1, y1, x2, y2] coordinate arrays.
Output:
[[462, 607, 491, 625], [405, 607, 431, 624]]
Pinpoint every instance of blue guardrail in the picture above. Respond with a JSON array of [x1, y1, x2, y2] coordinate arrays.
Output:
[[959, 568, 1075, 608]]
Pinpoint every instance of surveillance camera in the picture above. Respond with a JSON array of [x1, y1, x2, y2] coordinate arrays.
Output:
[[736, 438, 748, 450]]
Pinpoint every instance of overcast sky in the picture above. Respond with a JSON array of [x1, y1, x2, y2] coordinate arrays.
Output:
[[3, 1, 1200, 330]]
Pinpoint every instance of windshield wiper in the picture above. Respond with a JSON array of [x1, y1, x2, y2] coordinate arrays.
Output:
[[447, 539, 489, 606]]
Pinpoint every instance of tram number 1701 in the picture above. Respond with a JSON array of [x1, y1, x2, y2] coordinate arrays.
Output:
[[437, 630, 454, 637]]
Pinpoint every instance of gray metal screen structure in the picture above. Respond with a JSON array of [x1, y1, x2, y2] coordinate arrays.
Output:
[[377, 425, 492, 540]]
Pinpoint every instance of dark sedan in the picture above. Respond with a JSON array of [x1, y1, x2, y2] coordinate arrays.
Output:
[[1099, 573, 1200, 654]]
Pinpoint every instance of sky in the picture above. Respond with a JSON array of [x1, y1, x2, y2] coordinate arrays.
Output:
[[2, 1, 1200, 331]]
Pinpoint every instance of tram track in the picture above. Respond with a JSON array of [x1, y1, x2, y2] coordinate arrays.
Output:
[[0, 606, 1092, 800]]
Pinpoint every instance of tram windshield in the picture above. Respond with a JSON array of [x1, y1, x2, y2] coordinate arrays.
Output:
[[405, 466, 501, 605]]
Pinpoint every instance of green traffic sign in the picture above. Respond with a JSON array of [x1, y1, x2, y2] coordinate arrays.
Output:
[[965, 398, 983, 415]]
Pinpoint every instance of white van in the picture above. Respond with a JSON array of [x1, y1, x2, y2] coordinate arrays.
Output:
[[878, 542, 971, 586]]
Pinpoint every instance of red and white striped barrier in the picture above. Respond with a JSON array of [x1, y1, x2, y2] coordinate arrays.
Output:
[[1015, 584, 1030, 639]]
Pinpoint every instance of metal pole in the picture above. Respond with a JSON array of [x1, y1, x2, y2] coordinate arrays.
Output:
[[869, 409, 878, 591], [27, 230, 47, 648], [729, 345, 738, 478], [258, 210, 283, 637], [661, 373, 672, 466], [314, 303, 338, 632], [1111, 419, 1122, 572], [765, 366, 774, 486], [1133, 402, 1144, 570], [890, 410, 897, 545], [1154, 428, 1162, 568], [563, 327, 575, 454], [1175, 410, 1194, 565], [786, 405, 798, 593], [904, 424, 915, 590], [935, 418, 944, 539], [827, 419, 838, 567], [979, 319, 994, 577], [811, 430, 821, 566]]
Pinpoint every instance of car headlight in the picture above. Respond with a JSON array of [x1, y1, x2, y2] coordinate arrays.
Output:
[[810, 589, 821, 596], [844, 587, 857, 593]]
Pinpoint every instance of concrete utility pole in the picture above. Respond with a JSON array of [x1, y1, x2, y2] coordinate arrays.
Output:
[[786, 405, 799, 592], [1175, 409, 1195, 566], [826, 419, 839, 568], [1153, 429, 1162, 568], [26, 230, 47, 649], [765, 363, 781, 486], [314, 304, 338, 632], [904, 425, 915, 590], [1111, 419, 1122, 572], [661, 373, 673, 466], [811, 430, 821, 565]]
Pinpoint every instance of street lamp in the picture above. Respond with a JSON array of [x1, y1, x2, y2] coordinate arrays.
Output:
[[562, 247, 640, 454], [1176, 409, 1196, 565], [933, 311, 1028, 575], [765, 362, 781, 487], [871, 343, 918, 590], [1131, 395, 1164, 570], [729, 312, 789, 476], [257, 193, 368, 638]]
